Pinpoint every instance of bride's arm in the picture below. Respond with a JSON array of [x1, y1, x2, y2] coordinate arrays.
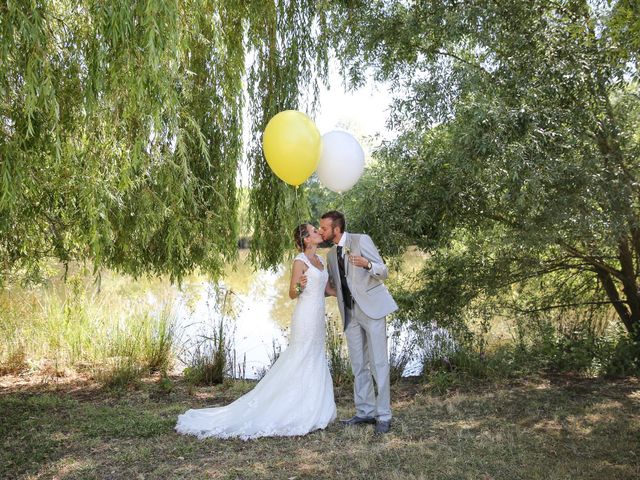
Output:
[[289, 259, 307, 299], [324, 256, 336, 297]]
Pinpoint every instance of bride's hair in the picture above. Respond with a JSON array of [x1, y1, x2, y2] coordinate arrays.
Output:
[[293, 223, 310, 252]]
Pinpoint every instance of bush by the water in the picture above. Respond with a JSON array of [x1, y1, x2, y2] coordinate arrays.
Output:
[[419, 320, 640, 394]]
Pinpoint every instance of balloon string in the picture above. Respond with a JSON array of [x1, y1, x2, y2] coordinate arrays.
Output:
[[295, 185, 302, 228], [293, 184, 303, 411]]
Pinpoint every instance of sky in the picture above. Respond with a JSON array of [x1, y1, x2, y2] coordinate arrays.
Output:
[[314, 69, 395, 146], [238, 63, 396, 186]]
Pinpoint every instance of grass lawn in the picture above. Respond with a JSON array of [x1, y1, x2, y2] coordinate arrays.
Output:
[[1, 374, 639, 479]]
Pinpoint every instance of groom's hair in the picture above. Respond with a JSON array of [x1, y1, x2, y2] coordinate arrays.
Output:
[[321, 211, 345, 233]]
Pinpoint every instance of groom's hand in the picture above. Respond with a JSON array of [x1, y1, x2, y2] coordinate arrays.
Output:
[[348, 255, 371, 270]]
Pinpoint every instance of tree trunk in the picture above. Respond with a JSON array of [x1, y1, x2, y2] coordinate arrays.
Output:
[[596, 265, 640, 341], [618, 238, 640, 341]]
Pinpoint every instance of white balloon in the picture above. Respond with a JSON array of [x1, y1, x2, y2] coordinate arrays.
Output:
[[316, 130, 365, 193]]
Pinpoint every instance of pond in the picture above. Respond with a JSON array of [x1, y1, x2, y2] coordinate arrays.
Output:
[[159, 250, 344, 378], [2, 248, 443, 379], [159, 248, 438, 379], [115, 247, 433, 378]]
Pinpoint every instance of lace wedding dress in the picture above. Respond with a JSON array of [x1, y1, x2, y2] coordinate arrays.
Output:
[[175, 253, 336, 440]]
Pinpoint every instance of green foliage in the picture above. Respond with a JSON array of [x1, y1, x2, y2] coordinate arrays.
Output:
[[244, 0, 330, 269], [329, 0, 640, 342], [0, 1, 332, 282], [306, 175, 337, 225], [420, 315, 640, 394], [142, 307, 176, 375], [601, 335, 640, 376], [91, 308, 177, 388], [156, 374, 174, 394]]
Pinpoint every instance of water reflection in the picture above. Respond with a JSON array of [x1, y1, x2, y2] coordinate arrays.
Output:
[[31, 248, 431, 379], [218, 267, 289, 378], [170, 252, 346, 379], [3, 248, 439, 379], [169, 273, 284, 379]]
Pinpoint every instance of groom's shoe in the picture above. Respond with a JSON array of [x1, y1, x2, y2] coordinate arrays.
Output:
[[374, 420, 391, 434], [340, 415, 376, 426]]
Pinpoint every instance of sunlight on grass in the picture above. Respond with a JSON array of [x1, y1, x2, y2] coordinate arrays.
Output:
[[35, 458, 92, 479], [1, 376, 639, 479]]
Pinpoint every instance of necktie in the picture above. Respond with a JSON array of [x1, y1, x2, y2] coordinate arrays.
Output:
[[336, 246, 353, 312]]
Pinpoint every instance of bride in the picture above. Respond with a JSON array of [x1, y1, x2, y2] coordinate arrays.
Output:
[[175, 223, 337, 440]]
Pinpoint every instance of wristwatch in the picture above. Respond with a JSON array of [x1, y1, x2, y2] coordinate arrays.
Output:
[[365, 261, 372, 271]]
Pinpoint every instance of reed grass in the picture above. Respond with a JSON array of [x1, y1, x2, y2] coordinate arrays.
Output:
[[253, 338, 284, 380], [178, 289, 237, 386], [325, 313, 353, 387], [0, 274, 177, 387]]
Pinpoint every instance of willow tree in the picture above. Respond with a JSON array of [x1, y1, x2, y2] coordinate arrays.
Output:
[[329, 0, 640, 341], [0, 0, 330, 283]]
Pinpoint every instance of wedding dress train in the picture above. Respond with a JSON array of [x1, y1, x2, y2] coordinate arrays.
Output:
[[175, 253, 336, 440]]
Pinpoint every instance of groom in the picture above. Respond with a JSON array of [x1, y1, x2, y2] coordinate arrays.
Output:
[[320, 211, 398, 434]]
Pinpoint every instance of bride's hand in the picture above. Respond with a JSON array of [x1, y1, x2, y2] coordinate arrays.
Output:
[[325, 282, 337, 297], [289, 260, 308, 299]]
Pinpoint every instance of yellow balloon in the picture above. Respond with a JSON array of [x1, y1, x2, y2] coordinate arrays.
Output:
[[262, 110, 321, 186]]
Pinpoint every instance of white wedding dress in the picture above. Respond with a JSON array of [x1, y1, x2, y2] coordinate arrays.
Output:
[[175, 253, 336, 440]]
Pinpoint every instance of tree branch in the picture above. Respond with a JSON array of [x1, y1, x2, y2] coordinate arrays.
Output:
[[508, 299, 626, 315], [433, 49, 492, 77], [557, 240, 623, 280]]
